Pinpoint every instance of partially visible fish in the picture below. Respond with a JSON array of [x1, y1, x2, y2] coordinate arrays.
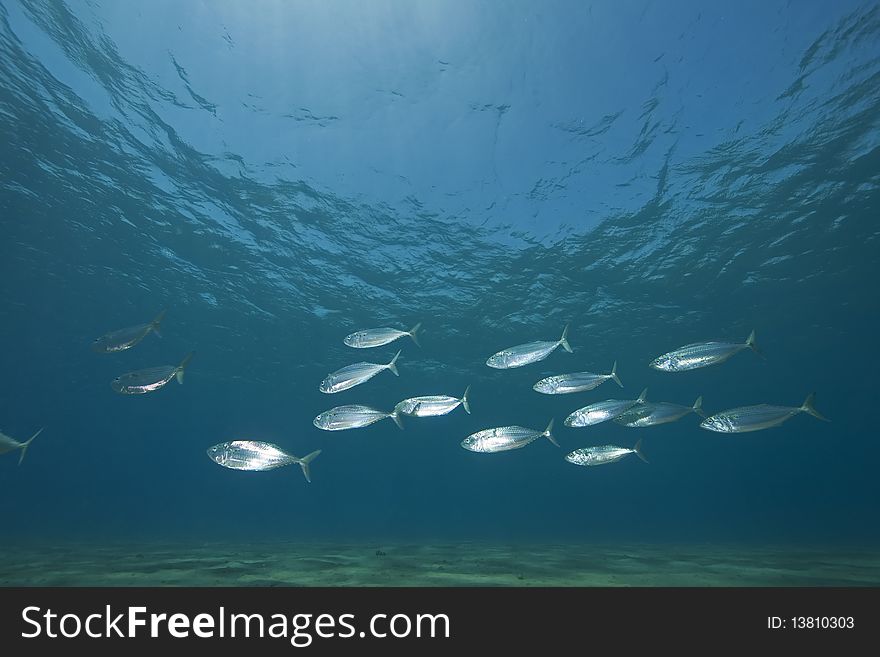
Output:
[[700, 393, 829, 433], [614, 396, 704, 428], [111, 352, 195, 395], [319, 350, 401, 394], [0, 427, 44, 466], [565, 440, 648, 467], [534, 361, 622, 394], [92, 310, 166, 353], [344, 323, 422, 348], [486, 325, 573, 369], [207, 441, 321, 482], [461, 419, 558, 453], [564, 388, 648, 427], [313, 405, 403, 431], [395, 386, 471, 417], [650, 330, 760, 372]]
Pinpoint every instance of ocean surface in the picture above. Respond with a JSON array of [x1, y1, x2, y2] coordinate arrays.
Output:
[[1, 0, 879, 585]]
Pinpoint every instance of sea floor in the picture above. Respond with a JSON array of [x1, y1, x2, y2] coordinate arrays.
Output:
[[2, 542, 878, 587]]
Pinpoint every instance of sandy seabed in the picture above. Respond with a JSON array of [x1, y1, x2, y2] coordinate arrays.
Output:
[[2, 542, 879, 587]]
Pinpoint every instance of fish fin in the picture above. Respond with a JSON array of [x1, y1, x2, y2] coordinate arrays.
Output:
[[18, 427, 44, 466], [610, 360, 623, 388], [544, 418, 559, 447], [151, 309, 167, 337], [389, 410, 404, 430], [692, 396, 706, 418], [387, 350, 401, 376], [801, 392, 830, 422], [637, 388, 648, 403], [176, 351, 195, 384], [559, 324, 573, 353], [408, 322, 422, 348], [461, 385, 471, 414], [633, 439, 649, 464], [746, 329, 765, 359], [297, 450, 321, 483]]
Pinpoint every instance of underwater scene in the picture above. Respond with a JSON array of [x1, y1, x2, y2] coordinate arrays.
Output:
[[1, 0, 879, 586]]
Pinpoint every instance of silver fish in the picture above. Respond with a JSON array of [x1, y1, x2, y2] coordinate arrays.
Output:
[[461, 419, 558, 453], [650, 330, 760, 372], [700, 393, 829, 433], [395, 386, 471, 417], [319, 350, 400, 394], [534, 361, 622, 394], [0, 427, 43, 466], [313, 405, 403, 431], [111, 352, 195, 395], [565, 440, 648, 467], [344, 323, 421, 348], [565, 388, 648, 427], [614, 396, 704, 428], [207, 441, 321, 482], [92, 310, 166, 353], [486, 325, 573, 369]]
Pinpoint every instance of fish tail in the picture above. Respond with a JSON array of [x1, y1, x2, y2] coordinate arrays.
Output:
[[559, 324, 573, 353], [296, 449, 321, 483], [746, 329, 765, 359], [151, 309, 167, 338], [176, 351, 195, 384], [408, 322, 422, 348], [801, 392, 830, 422], [633, 439, 649, 464], [387, 350, 401, 376], [544, 418, 559, 447], [461, 385, 471, 414], [18, 427, 44, 466], [637, 387, 648, 403], [610, 360, 623, 388], [389, 409, 404, 430], [692, 395, 706, 418]]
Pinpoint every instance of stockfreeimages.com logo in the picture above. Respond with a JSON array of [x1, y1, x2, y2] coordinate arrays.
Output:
[[22, 606, 450, 646]]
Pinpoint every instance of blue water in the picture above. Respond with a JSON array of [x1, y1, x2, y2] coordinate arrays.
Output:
[[1, 0, 878, 552]]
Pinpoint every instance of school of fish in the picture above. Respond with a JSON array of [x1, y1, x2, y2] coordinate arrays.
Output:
[[3, 315, 830, 488]]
